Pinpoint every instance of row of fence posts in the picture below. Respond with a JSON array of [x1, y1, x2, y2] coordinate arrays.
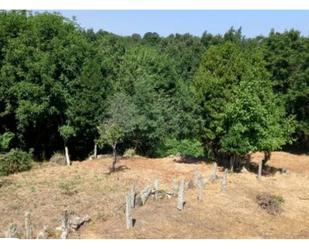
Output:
[[5, 209, 78, 239], [125, 162, 231, 229]]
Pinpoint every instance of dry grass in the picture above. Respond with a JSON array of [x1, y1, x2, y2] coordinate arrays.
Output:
[[0, 152, 309, 239]]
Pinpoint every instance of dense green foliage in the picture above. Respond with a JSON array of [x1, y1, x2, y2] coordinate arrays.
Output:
[[155, 138, 204, 158], [220, 80, 295, 155], [0, 11, 307, 164], [0, 149, 32, 176]]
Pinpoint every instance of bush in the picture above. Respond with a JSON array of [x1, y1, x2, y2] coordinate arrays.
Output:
[[256, 193, 284, 215], [155, 138, 204, 158], [123, 148, 136, 157], [0, 149, 33, 176]]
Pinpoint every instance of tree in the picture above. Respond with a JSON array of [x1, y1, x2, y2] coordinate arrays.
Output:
[[263, 30, 309, 150], [220, 80, 295, 170], [97, 120, 124, 172], [97, 92, 138, 172], [193, 41, 269, 160]]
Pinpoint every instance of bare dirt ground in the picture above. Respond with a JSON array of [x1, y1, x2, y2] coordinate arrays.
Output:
[[0, 151, 309, 239]]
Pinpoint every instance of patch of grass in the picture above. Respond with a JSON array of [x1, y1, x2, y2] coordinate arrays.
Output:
[[0, 178, 13, 188], [58, 180, 78, 196], [8, 202, 22, 211], [273, 195, 285, 204], [30, 186, 36, 193], [95, 212, 109, 222]]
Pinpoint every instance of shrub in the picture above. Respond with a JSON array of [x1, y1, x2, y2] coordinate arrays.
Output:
[[0, 132, 14, 152], [155, 138, 204, 158], [123, 148, 136, 157], [58, 180, 78, 196], [0, 149, 32, 176], [256, 193, 284, 215]]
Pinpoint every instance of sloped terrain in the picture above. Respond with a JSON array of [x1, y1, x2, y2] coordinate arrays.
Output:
[[0, 152, 309, 239]]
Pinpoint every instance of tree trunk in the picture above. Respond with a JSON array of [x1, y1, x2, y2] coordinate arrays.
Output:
[[94, 143, 97, 159], [64, 145, 70, 166], [230, 155, 234, 172], [111, 143, 117, 172]]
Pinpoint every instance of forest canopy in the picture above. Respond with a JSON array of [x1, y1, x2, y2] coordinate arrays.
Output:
[[0, 10, 308, 164]]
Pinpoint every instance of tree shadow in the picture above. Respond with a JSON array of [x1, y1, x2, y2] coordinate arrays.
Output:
[[215, 153, 288, 175], [106, 165, 130, 175], [173, 156, 211, 164], [245, 162, 287, 176]]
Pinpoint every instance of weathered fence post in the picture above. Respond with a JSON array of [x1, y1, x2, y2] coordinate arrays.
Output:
[[197, 176, 205, 201], [257, 160, 262, 180], [60, 210, 69, 239], [194, 168, 201, 187], [177, 179, 185, 211], [154, 179, 160, 200], [172, 177, 178, 197], [24, 211, 33, 239], [140, 186, 153, 205], [129, 184, 136, 208], [221, 169, 228, 192], [125, 194, 133, 229], [210, 162, 218, 183]]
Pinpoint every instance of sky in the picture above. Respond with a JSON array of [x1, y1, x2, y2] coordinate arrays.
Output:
[[39, 10, 309, 37]]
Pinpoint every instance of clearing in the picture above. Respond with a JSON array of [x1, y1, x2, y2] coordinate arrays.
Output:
[[0, 151, 309, 239]]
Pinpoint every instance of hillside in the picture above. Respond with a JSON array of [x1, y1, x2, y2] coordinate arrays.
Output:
[[0, 151, 309, 239]]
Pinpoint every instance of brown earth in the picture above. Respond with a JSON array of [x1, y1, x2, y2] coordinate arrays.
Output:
[[0, 151, 308, 239]]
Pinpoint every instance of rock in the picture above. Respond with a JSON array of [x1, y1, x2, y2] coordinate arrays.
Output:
[[37, 225, 49, 239], [49, 153, 66, 166], [69, 215, 91, 230], [4, 224, 20, 238], [241, 167, 248, 173]]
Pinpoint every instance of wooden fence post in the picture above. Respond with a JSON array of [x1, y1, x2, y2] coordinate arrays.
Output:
[[154, 179, 160, 200], [177, 179, 185, 211], [129, 184, 136, 208], [125, 194, 133, 229], [172, 177, 178, 197], [140, 186, 153, 205], [257, 160, 262, 180], [210, 162, 218, 183], [197, 176, 205, 201], [194, 168, 201, 187], [60, 210, 69, 239], [221, 169, 228, 192], [24, 211, 33, 239]]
